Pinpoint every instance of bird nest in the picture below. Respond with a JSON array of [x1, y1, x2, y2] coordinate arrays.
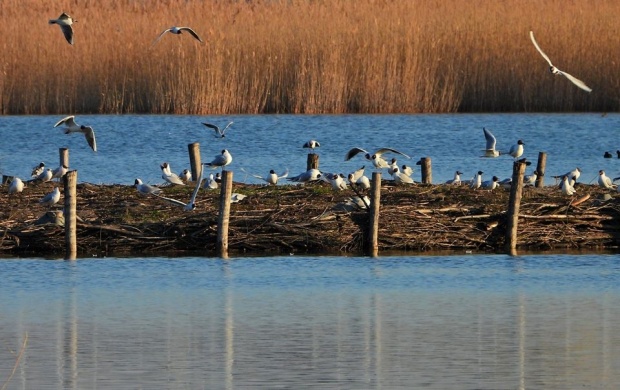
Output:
[[1, 180, 620, 257]]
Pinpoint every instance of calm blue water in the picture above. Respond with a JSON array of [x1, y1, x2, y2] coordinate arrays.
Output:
[[0, 254, 619, 389], [1, 113, 619, 185]]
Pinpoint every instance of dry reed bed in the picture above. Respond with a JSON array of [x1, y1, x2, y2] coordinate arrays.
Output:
[[1, 180, 619, 256], [0, 0, 618, 114]]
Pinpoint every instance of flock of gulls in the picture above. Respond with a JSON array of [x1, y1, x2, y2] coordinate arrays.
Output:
[[4, 14, 607, 213]]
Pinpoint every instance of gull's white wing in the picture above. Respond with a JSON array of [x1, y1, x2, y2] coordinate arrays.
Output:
[[54, 115, 76, 128], [374, 148, 410, 159], [151, 29, 172, 46], [179, 27, 203, 43], [557, 70, 592, 92], [188, 166, 204, 205], [278, 168, 289, 179], [240, 167, 266, 182], [345, 147, 368, 161], [83, 126, 97, 152], [154, 194, 187, 207], [221, 121, 234, 135], [529, 31, 554, 67], [202, 122, 221, 135], [483, 128, 497, 150]]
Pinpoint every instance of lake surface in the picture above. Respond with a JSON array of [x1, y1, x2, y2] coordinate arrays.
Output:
[[1, 254, 619, 389], [1, 113, 618, 185]]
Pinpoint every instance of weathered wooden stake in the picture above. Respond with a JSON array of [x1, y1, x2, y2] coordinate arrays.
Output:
[[64, 170, 78, 260], [217, 170, 233, 258], [188, 143, 201, 183], [306, 153, 319, 170], [419, 157, 432, 184], [366, 172, 381, 256], [59, 147, 69, 168], [505, 160, 527, 254], [535, 152, 546, 188]]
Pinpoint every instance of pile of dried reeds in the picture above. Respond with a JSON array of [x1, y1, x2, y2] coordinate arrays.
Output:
[[1, 179, 619, 257]]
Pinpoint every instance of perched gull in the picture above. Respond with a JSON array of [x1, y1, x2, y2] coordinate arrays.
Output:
[[401, 164, 414, 177], [552, 168, 581, 184], [529, 31, 592, 93], [204, 173, 218, 190], [303, 140, 321, 153], [560, 176, 576, 196], [180, 169, 192, 182], [322, 173, 348, 191], [54, 115, 97, 152], [152, 26, 204, 46], [134, 179, 162, 195], [154, 167, 204, 211], [348, 170, 370, 190], [470, 171, 484, 189], [524, 170, 538, 186], [40, 187, 61, 207], [31, 162, 45, 178], [29, 168, 53, 184], [8, 177, 24, 194], [598, 170, 616, 189], [481, 176, 500, 190], [345, 147, 410, 169], [508, 140, 525, 160], [445, 171, 463, 185], [203, 121, 234, 138], [204, 149, 232, 170], [288, 169, 322, 183], [49, 13, 75, 45], [51, 164, 69, 181], [160, 162, 186, 186], [242, 168, 289, 185], [392, 166, 414, 184]]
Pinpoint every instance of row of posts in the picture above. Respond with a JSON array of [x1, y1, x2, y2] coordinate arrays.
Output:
[[61, 146, 546, 259]]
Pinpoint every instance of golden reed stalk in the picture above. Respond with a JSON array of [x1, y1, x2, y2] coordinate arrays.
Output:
[[0, 0, 618, 114]]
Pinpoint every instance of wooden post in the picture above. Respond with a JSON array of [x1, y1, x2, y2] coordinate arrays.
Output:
[[64, 170, 78, 260], [505, 160, 527, 255], [535, 152, 546, 188], [366, 172, 381, 256], [188, 143, 201, 183], [217, 170, 233, 258], [59, 147, 69, 168], [306, 154, 319, 170], [418, 157, 432, 184]]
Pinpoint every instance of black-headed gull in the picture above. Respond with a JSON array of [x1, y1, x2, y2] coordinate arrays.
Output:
[[345, 147, 410, 169], [524, 170, 538, 186], [31, 162, 45, 178], [552, 168, 581, 184], [508, 140, 525, 160], [322, 173, 348, 191], [154, 167, 204, 211], [598, 170, 616, 189], [482, 128, 500, 157], [160, 162, 185, 186], [303, 140, 321, 152], [560, 176, 576, 196], [445, 171, 463, 185], [529, 31, 592, 93], [204, 173, 218, 190], [51, 164, 69, 181], [29, 168, 53, 184], [481, 176, 499, 190], [242, 168, 289, 185], [40, 187, 61, 207], [180, 169, 192, 182], [203, 121, 234, 138], [231, 193, 247, 203], [392, 166, 414, 184], [49, 13, 75, 45], [8, 177, 24, 194], [152, 26, 203, 46], [204, 149, 232, 170], [134, 179, 162, 195], [287, 169, 322, 183], [54, 116, 97, 152], [470, 171, 483, 189]]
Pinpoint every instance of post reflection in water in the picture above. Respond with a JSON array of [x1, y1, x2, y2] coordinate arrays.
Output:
[[0, 255, 619, 389]]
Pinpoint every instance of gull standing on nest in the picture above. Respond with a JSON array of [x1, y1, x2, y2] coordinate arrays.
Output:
[[49, 13, 75, 45], [152, 27, 204, 46], [54, 116, 97, 152]]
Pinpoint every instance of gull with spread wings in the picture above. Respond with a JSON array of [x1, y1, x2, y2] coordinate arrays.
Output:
[[54, 115, 97, 152], [345, 147, 410, 169], [152, 26, 203, 46]]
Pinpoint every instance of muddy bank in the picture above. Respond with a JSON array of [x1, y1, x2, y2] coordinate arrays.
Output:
[[1, 180, 619, 257]]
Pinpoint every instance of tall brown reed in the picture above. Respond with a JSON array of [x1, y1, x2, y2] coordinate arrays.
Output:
[[0, 0, 618, 114]]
